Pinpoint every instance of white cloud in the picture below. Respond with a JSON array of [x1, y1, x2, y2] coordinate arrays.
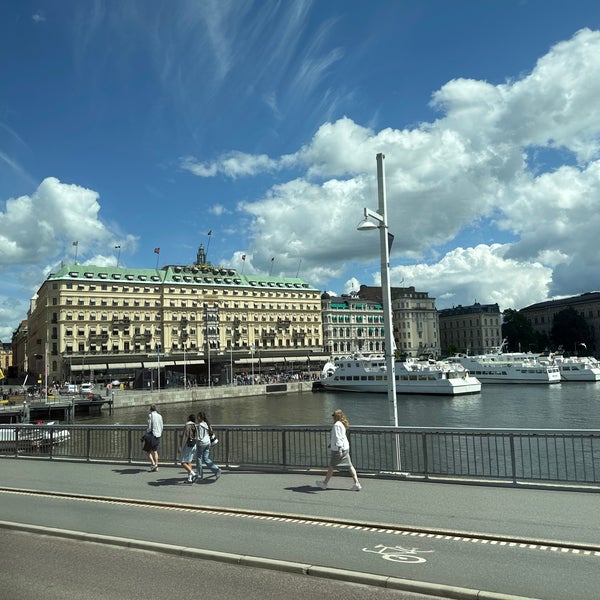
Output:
[[214, 28, 600, 310]]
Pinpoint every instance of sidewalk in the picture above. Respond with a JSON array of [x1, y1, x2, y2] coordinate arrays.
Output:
[[1, 458, 598, 548]]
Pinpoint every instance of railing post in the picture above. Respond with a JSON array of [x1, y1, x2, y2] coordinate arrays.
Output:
[[509, 433, 517, 485], [421, 432, 429, 479], [281, 429, 287, 468]]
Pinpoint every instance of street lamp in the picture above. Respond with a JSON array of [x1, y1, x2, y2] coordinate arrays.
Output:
[[250, 344, 255, 384], [357, 153, 400, 469]]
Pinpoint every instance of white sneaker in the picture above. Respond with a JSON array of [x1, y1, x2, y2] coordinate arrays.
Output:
[[351, 483, 362, 491], [316, 480, 327, 490]]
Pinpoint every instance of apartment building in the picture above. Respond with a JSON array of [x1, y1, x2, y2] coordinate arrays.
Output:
[[519, 291, 600, 353], [438, 303, 502, 355], [358, 285, 441, 357], [321, 293, 386, 358], [23, 258, 325, 387]]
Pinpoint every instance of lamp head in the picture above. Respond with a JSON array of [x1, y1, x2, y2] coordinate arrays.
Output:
[[357, 218, 377, 231]]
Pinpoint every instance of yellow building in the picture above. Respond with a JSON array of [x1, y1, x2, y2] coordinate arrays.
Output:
[[25, 259, 325, 387]]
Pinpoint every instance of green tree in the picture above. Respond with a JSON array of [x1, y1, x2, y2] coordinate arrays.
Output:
[[502, 309, 538, 352], [550, 307, 593, 354]]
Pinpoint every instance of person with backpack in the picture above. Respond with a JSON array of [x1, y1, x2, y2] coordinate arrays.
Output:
[[196, 411, 221, 481], [180, 414, 198, 483]]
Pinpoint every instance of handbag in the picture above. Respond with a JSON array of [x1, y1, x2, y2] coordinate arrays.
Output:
[[210, 432, 219, 446]]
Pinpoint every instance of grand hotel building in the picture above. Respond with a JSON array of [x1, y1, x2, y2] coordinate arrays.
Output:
[[22, 248, 326, 387]]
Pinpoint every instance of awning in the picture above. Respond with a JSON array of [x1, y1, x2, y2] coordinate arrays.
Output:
[[107, 362, 143, 370], [70, 363, 108, 372]]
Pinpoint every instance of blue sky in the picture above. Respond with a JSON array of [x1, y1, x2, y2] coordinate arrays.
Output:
[[2, 0, 600, 341]]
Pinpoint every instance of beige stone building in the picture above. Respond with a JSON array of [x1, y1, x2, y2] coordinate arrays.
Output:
[[438, 303, 502, 355], [23, 255, 325, 387]]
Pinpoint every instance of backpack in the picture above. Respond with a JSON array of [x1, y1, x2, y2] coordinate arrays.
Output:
[[186, 423, 197, 447]]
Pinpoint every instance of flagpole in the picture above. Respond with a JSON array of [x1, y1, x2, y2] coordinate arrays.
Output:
[[269, 257, 274, 276], [241, 254, 246, 275], [206, 230, 212, 263], [73, 241, 78, 264], [296, 257, 302, 278], [115, 245, 121, 268]]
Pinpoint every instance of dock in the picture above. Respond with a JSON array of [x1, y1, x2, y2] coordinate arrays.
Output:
[[0, 395, 113, 424]]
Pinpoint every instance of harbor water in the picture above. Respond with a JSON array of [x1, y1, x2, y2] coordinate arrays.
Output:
[[77, 382, 600, 430]]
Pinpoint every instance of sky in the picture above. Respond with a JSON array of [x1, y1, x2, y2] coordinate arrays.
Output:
[[2, 1, 600, 342]]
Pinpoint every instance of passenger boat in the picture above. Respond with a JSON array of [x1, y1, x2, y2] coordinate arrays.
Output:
[[0, 421, 70, 451], [446, 342, 561, 384], [319, 354, 481, 396], [538, 354, 600, 382]]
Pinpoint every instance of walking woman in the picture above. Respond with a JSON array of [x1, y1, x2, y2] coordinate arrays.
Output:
[[196, 411, 221, 480], [180, 414, 198, 483], [316, 409, 361, 491]]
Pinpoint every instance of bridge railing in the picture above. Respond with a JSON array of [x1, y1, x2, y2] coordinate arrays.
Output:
[[1, 424, 599, 487]]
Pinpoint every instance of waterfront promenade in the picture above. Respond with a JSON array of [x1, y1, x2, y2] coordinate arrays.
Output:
[[1, 458, 599, 599]]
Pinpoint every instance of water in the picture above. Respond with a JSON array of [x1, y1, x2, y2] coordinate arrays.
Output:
[[77, 382, 600, 430]]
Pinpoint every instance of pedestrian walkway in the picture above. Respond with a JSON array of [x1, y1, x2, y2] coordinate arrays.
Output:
[[1, 458, 599, 598]]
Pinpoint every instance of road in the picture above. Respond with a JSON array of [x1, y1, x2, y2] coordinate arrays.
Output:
[[1, 459, 599, 599]]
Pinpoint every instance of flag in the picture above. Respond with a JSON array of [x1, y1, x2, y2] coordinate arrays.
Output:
[[207, 230, 212, 236], [115, 245, 121, 249], [271, 257, 275, 262], [241, 254, 246, 261], [154, 247, 160, 254], [72, 241, 78, 246]]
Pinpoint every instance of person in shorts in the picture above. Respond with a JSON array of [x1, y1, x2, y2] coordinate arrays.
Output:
[[145, 405, 163, 472], [316, 409, 361, 491]]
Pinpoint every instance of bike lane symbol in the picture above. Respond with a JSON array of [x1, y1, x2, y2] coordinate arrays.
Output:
[[362, 544, 434, 564]]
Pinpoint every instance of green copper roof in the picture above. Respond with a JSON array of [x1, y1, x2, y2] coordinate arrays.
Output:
[[47, 263, 318, 291]]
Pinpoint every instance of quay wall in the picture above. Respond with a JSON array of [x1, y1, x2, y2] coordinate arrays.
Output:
[[108, 381, 314, 410]]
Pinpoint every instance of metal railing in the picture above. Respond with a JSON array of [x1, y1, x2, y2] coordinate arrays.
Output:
[[1, 424, 599, 487]]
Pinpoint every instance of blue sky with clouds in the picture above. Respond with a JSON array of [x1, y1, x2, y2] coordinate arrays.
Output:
[[2, 0, 600, 341]]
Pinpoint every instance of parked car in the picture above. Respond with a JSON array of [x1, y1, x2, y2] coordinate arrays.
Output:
[[80, 383, 94, 393]]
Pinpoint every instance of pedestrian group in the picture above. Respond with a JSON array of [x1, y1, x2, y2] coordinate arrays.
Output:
[[145, 405, 360, 491]]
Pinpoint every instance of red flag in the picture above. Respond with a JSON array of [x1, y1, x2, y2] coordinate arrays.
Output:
[[154, 247, 160, 254], [241, 254, 246, 261]]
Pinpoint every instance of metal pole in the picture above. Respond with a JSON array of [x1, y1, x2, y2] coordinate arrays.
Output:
[[376, 153, 398, 427]]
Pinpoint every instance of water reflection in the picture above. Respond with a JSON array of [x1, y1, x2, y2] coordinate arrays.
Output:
[[76, 382, 600, 430]]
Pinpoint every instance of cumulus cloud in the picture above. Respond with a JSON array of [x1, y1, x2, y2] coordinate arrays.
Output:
[[0, 178, 138, 338], [187, 28, 600, 310]]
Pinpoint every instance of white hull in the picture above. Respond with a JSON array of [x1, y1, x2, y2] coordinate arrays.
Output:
[[538, 355, 600, 382], [0, 423, 70, 450], [448, 354, 561, 385], [320, 355, 481, 396]]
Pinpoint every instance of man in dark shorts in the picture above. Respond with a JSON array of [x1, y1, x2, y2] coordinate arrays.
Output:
[[144, 405, 164, 471]]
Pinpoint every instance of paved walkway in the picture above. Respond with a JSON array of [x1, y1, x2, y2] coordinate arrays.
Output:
[[1, 458, 599, 598]]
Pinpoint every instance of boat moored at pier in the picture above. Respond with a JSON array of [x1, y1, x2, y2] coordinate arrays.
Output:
[[446, 341, 561, 384], [319, 353, 481, 396], [538, 354, 600, 382]]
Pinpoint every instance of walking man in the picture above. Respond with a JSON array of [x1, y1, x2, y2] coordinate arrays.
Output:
[[146, 405, 163, 471]]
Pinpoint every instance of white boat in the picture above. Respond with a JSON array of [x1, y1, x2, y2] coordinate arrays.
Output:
[[538, 353, 600, 382], [320, 354, 481, 396], [0, 421, 70, 451], [446, 341, 561, 384]]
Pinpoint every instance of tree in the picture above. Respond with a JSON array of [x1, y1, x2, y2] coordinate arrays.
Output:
[[550, 307, 593, 355], [501, 309, 538, 352]]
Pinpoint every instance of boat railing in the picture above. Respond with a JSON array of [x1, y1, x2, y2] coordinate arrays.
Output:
[[1, 424, 599, 489]]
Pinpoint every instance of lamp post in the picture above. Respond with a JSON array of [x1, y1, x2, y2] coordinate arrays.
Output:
[[357, 153, 400, 469], [250, 344, 255, 384]]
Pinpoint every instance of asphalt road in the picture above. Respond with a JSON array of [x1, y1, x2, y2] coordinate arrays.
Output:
[[2, 529, 441, 600], [1, 459, 599, 599]]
